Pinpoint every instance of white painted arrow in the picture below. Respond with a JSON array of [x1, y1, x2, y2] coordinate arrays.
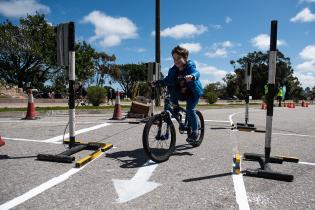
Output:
[[113, 160, 161, 203]]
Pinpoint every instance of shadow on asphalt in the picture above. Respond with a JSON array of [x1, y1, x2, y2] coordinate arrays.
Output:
[[105, 144, 195, 168], [173, 144, 194, 157], [182, 172, 233, 182], [0, 154, 37, 160], [105, 148, 148, 168]]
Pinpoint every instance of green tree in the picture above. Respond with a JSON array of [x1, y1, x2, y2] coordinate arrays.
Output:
[[93, 52, 119, 87], [86, 86, 106, 106], [50, 41, 96, 95], [0, 13, 57, 89], [115, 63, 147, 98], [311, 86, 315, 100], [222, 73, 241, 98], [229, 51, 303, 100], [75, 41, 95, 83], [204, 82, 225, 98]]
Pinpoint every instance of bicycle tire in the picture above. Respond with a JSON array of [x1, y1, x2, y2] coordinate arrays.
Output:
[[142, 114, 176, 163], [188, 110, 205, 147]]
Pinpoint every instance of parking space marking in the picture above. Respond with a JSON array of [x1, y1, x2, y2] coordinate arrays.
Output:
[[3, 137, 62, 144], [232, 173, 250, 210], [299, 162, 315, 166], [204, 119, 231, 123], [272, 132, 315, 138], [3, 122, 112, 144], [43, 122, 112, 143], [113, 160, 160, 203], [229, 112, 243, 126], [229, 111, 315, 138], [0, 120, 108, 124], [0, 150, 105, 210]]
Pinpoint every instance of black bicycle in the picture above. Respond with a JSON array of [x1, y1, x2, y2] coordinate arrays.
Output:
[[142, 83, 205, 163]]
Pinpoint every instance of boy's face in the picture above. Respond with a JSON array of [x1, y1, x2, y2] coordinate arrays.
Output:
[[172, 53, 186, 70]]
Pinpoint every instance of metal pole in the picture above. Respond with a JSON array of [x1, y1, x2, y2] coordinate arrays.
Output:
[[265, 20, 277, 162], [68, 22, 76, 148], [155, 0, 161, 106], [155, 0, 160, 64]]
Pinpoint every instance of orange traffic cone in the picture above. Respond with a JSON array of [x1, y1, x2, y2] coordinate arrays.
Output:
[[24, 89, 38, 120], [0, 136, 5, 147], [111, 91, 124, 120]]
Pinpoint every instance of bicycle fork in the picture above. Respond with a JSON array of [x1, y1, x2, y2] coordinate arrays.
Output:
[[156, 111, 172, 140]]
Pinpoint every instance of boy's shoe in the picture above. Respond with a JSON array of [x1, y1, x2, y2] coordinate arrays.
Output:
[[186, 132, 199, 144]]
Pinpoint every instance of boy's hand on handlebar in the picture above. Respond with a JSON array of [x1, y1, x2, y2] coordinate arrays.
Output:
[[185, 75, 195, 81]]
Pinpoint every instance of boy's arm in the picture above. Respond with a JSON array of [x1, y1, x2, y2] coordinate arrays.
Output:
[[155, 67, 175, 86], [186, 62, 200, 80]]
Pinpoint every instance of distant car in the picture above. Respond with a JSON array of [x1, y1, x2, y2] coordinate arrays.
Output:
[[54, 93, 64, 99], [32, 89, 43, 98], [219, 96, 238, 100]]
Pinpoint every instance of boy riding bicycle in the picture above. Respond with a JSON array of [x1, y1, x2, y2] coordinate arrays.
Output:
[[151, 45, 203, 143]]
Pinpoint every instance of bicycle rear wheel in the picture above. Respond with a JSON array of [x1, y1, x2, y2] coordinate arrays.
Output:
[[142, 114, 176, 163], [187, 110, 205, 147]]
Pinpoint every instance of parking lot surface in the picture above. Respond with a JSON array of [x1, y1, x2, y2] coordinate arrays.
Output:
[[0, 106, 314, 209]]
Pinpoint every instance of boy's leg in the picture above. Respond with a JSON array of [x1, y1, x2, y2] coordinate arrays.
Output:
[[186, 96, 200, 143], [186, 96, 200, 132], [165, 90, 179, 112]]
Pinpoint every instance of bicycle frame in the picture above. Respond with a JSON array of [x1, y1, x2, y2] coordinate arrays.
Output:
[[161, 93, 190, 134]]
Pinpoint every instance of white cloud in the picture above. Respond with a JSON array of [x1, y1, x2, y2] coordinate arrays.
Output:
[[290, 8, 315, 22], [0, 0, 50, 18], [136, 48, 146, 53], [295, 45, 315, 88], [205, 41, 238, 58], [298, 0, 315, 4], [82, 10, 138, 48], [209, 24, 222, 30], [251, 34, 286, 50], [296, 45, 315, 73], [195, 61, 228, 82], [299, 45, 315, 60], [296, 60, 315, 72], [225, 16, 232, 24], [157, 23, 207, 39], [179, 42, 202, 53], [205, 48, 228, 58], [294, 72, 315, 88]]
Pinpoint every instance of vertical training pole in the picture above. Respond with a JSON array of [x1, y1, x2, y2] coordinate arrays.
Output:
[[245, 62, 252, 125], [265, 20, 277, 162], [155, 0, 161, 106], [68, 22, 76, 148]]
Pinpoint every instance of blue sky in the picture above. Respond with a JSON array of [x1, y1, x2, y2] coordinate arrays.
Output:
[[1, 0, 315, 89]]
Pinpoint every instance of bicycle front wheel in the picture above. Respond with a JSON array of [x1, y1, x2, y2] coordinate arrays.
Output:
[[187, 110, 205, 147], [142, 114, 176, 163]]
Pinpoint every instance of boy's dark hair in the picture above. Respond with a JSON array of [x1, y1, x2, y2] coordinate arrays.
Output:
[[171, 45, 189, 60]]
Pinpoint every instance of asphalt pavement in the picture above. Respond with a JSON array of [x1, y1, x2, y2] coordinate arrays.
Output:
[[0, 105, 314, 209]]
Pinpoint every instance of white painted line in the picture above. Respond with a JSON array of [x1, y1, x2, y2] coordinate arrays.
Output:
[[272, 132, 315, 138], [113, 160, 160, 203], [0, 120, 110, 124], [232, 173, 250, 210], [204, 119, 231, 123], [229, 112, 243, 126], [299, 161, 315, 166], [43, 122, 111, 143], [0, 151, 105, 210], [3, 137, 62, 144]]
